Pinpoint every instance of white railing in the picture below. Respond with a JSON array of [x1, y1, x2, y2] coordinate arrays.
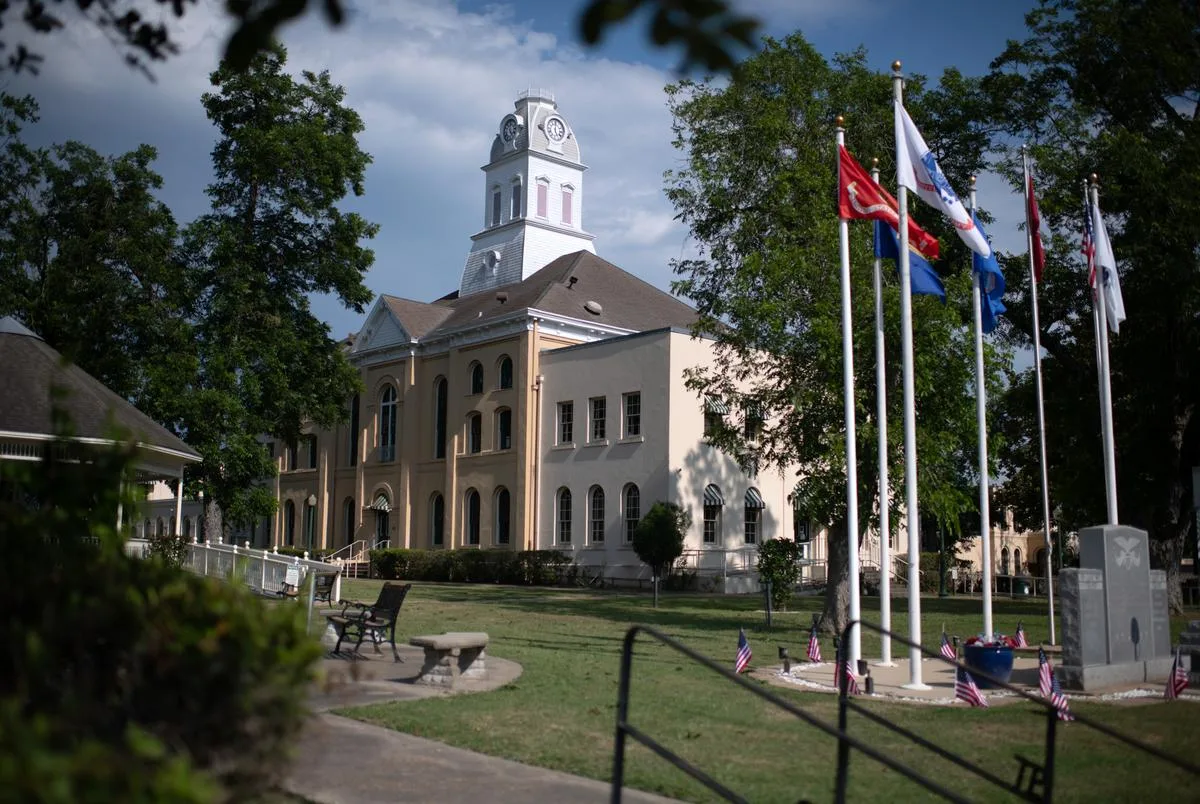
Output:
[[183, 540, 342, 607], [326, 539, 369, 564], [124, 538, 152, 559]]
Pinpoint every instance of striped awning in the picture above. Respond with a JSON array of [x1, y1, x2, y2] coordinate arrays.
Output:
[[369, 493, 391, 513], [744, 487, 765, 509], [704, 395, 728, 414], [703, 484, 724, 507]]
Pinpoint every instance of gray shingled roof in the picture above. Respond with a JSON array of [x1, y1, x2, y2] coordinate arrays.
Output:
[[0, 317, 200, 460], [381, 251, 697, 341]]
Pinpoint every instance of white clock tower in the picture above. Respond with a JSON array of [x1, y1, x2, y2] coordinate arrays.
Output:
[[459, 90, 595, 297]]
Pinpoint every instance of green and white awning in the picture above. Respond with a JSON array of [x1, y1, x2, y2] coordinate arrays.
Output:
[[703, 484, 724, 507], [704, 395, 728, 414], [744, 487, 765, 509], [369, 493, 391, 513]]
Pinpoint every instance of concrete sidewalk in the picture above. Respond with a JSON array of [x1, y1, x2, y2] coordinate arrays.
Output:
[[285, 714, 677, 804]]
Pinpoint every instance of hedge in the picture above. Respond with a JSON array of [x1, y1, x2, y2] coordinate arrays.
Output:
[[369, 548, 579, 586]]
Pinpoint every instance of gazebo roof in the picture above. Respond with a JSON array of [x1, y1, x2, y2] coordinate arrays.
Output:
[[0, 316, 200, 466]]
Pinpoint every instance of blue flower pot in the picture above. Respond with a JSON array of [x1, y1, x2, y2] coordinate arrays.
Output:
[[963, 644, 1014, 689]]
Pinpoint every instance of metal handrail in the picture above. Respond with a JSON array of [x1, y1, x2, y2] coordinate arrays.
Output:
[[612, 625, 981, 804], [833, 620, 1200, 803], [327, 539, 369, 564]]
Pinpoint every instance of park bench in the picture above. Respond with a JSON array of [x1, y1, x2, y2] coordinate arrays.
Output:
[[409, 632, 490, 688], [328, 582, 412, 661]]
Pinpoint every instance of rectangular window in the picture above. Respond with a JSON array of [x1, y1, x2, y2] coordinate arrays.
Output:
[[743, 403, 763, 441], [744, 507, 760, 544], [536, 183, 548, 217], [562, 189, 573, 225], [492, 190, 501, 226], [703, 506, 720, 544], [623, 392, 641, 437], [511, 183, 522, 219], [590, 396, 606, 442], [558, 401, 574, 445], [306, 435, 318, 469]]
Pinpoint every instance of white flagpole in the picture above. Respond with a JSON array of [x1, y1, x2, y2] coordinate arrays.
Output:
[[871, 158, 894, 667], [968, 178, 994, 642], [1090, 174, 1120, 524], [1023, 149, 1056, 646], [835, 117, 862, 667], [893, 63, 927, 689]]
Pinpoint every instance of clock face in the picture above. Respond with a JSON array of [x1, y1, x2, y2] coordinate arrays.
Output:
[[502, 118, 519, 143], [545, 117, 566, 142]]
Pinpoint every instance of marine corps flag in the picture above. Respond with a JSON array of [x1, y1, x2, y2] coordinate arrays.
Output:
[[838, 145, 939, 261]]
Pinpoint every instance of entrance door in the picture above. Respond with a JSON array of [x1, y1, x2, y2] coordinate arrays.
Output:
[[375, 509, 389, 547]]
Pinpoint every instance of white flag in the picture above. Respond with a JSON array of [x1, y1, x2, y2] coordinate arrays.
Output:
[[894, 100, 991, 257], [1090, 196, 1127, 333]]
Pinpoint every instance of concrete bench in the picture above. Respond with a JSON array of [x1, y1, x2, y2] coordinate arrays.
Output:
[[409, 632, 490, 688]]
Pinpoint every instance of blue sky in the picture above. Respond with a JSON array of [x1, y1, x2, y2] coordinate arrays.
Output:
[[8, 0, 1038, 340]]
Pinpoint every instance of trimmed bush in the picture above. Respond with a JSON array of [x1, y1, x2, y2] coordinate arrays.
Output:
[[369, 548, 575, 586]]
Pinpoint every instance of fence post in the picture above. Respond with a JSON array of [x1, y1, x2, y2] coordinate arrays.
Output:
[[261, 546, 268, 593], [203, 541, 210, 576], [833, 634, 851, 803], [764, 580, 773, 629]]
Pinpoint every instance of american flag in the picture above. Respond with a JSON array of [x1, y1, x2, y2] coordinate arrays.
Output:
[[1038, 647, 1054, 697], [1081, 188, 1097, 294], [940, 631, 956, 662], [955, 668, 989, 708], [735, 628, 752, 674], [1050, 670, 1074, 722], [1166, 648, 1189, 700], [839, 660, 860, 695], [1015, 621, 1027, 648], [807, 624, 822, 663]]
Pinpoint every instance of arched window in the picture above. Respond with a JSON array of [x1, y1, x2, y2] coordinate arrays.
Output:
[[143, 519, 152, 539], [703, 484, 723, 544], [467, 413, 483, 454], [535, 178, 549, 218], [495, 488, 511, 545], [156, 517, 166, 538], [1000, 547, 1011, 576], [379, 385, 397, 462], [495, 407, 512, 450], [1014, 547, 1023, 574], [285, 501, 296, 546], [470, 363, 484, 395], [623, 484, 640, 543], [561, 184, 574, 225], [497, 355, 514, 389], [434, 377, 448, 459], [557, 487, 572, 544], [744, 487, 764, 544], [182, 516, 192, 540], [511, 177, 523, 219], [303, 499, 316, 549], [348, 394, 360, 466], [343, 497, 356, 544], [430, 493, 445, 547], [589, 486, 605, 544], [465, 489, 481, 546]]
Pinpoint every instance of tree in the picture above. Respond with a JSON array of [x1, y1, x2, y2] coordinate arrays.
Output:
[[1, 0, 759, 80], [0, 93, 195, 430], [757, 538, 802, 611], [984, 0, 1200, 612], [665, 36, 1011, 635], [181, 44, 376, 538], [632, 501, 691, 605]]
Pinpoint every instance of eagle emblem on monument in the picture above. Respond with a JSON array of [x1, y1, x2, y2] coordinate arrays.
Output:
[[1114, 535, 1141, 569]]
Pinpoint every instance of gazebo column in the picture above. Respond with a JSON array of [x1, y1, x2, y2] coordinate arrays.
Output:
[[174, 473, 184, 536]]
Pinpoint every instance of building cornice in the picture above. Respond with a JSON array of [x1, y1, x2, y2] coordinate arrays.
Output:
[[469, 216, 595, 244], [482, 150, 589, 174]]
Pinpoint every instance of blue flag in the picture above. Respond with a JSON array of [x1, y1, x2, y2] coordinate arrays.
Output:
[[873, 220, 946, 301], [970, 212, 1006, 333]]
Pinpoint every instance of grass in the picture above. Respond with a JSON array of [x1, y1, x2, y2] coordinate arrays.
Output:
[[329, 581, 1199, 803]]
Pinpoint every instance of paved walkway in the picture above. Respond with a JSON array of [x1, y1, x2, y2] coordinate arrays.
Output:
[[285, 636, 675, 804]]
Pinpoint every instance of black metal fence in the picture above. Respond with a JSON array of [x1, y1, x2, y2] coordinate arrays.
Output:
[[610, 621, 1200, 803]]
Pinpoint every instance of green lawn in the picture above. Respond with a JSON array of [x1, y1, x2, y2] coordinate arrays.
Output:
[[330, 581, 1198, 803]]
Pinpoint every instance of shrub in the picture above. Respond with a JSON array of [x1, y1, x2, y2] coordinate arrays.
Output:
[[757, 538, 803, 610], [368, 548, 576, 586], [0, 426, 321, 802], [632, 502, 691, 579]]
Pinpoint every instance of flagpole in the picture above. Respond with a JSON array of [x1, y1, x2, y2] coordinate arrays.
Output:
[[1090, 174, 1119, 524], [1085, 179, 1105, 534], [1023, 148, 1056, 646], [893, 62, 927, 689], [835, 117, 862, 668], [871, 158, 894, 667], [968, 178, 994, 642]]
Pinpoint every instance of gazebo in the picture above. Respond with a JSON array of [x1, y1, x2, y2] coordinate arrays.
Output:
[[0, 316, 201, 531]]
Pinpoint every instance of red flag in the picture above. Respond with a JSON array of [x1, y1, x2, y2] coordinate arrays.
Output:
[[1026, 173, 1046, 282], [838, 145, 939, 261]]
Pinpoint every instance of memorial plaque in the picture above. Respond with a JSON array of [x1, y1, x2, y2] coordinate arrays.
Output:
[[1080, 525, 1153, 663], [1149, 570, 1172, 658], [1061, 568, 1108, 667]]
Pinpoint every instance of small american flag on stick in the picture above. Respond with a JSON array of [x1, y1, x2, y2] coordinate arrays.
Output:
[[1049, 671, 1074, 722], [735, 628, 752, 674], [1165, 648, 1189, 700], [940, 631, 956, 662], [807, 623, 822, 663], [839, 660, 860, 695], [1015, 621, 1027, 648], [955, 668, 988, 708], [1038, 647, 1054, 698]]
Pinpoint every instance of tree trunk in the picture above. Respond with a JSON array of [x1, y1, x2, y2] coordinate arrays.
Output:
[[1150, 529, 1185, 615], [204, 498, 223, 545], [821, 518, 851, 637]]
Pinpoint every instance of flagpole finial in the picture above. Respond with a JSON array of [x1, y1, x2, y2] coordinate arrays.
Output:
[[1090, 173, 1099, 186], [969, 175, 977, 188], [871, 157, 879, 168], [835, 115, 844, 128], [892, 60, 902, 73]]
